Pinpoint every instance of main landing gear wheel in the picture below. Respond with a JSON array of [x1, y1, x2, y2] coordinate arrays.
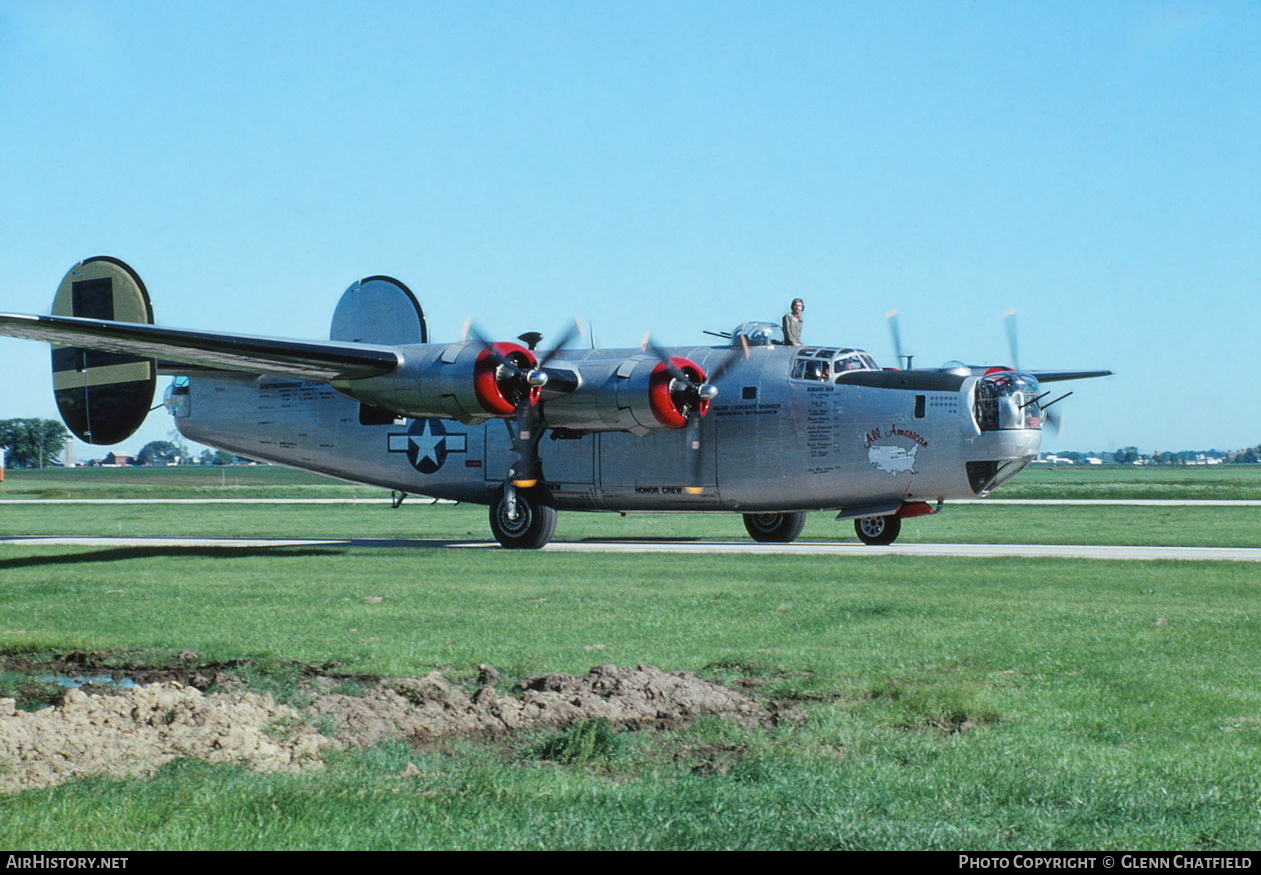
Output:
[[742, 512, 806, 543], [489, 488, 557, 549], [854, 515, 901, 546]]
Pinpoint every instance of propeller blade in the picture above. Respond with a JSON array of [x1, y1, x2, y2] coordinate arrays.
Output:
[[684, 411, 704, 495], [534, 318, 583, 370], [643, 335, 692, 386], [886, 309, 905, 367], [464, 322, 524, 378], [503, 318, 584, 489], [509, 404, 543, 487], [703, 336, 749, 386], [1044, 406, 1063, 438], [1003, 309, 1020, 371], [641, 332, 732, 495]]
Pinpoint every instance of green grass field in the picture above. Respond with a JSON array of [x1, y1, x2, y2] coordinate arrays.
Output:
[[3, 501, 1261, 547], [5, 461, 1261, 500], [997, 464, 1261, 500], [0, 464, 372, 499], [1, 466, 1260, 850]]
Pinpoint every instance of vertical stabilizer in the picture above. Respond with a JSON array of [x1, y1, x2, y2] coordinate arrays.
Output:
[[330, 276, 426, 345], [50, 256, 156, 444]]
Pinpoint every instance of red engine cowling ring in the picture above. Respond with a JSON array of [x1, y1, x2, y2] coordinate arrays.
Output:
[[474, 342, 539, 416], [648, 357, 707, 429]]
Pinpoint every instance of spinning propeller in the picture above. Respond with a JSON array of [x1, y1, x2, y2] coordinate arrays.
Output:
[[464, 318, 583, 488], [886, 309, 911, 369], [887, 308, 1081, 436], [1002, 310, 1067, 437], [642, 333, 748, 494]]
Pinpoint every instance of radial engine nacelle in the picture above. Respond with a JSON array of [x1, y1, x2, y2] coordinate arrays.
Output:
[[539, 354, 709, 435], [335, 348, 709, 435], [332, 340, 540, 425]]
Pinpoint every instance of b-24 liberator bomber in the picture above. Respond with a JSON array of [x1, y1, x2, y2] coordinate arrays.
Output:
[[0, 257, 1111, 548]]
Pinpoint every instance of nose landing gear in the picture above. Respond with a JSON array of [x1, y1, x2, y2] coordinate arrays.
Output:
[[854, 514, 901, 546]]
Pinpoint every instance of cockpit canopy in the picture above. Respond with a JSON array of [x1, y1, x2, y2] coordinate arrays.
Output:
[[790, 347, 879, 382], [727, 323, 879, 381]]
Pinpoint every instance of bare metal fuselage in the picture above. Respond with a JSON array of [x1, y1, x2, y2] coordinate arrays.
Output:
[[172, 343, 1040, 515], [0, 255, 1109, 548]]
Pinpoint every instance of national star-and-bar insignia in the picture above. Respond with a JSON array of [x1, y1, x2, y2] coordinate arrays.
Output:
[[388, 418, 467, 474]]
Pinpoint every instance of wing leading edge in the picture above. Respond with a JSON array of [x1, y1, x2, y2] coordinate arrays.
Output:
[[1027, 370, 1114, 383], [0, 312, 400, 382]]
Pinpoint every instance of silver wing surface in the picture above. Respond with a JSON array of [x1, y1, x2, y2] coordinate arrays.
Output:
[[0, 312, 400, 382], [1027, 370, 1114, 382]]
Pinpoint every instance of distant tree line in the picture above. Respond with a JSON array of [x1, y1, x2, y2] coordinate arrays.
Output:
[[1110, 445, 1260, 465], [0, 419, 255, 469], [195, 448, 250, 466], [136, 441, 250, 466], [1238, 447, 1261, 464], [1044, 446, 1259, 465], [0, 418, 69, 468]]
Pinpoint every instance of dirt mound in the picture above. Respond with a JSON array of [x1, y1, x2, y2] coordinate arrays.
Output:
[[0, 665, 769, 793], [0, 683, 328, 793], [312, 663, 769, 747]]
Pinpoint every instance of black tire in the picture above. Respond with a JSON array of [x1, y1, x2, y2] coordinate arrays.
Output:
[[742, 512, 806, 543], [489, 489, 557, 549], [854, 515, 901, 545]]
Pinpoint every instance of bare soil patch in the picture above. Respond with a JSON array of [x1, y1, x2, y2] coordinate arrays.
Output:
[[0, 657, 772, 793]]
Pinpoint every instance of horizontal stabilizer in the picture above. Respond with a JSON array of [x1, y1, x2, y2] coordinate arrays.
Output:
[[0, 312, 401, 382]]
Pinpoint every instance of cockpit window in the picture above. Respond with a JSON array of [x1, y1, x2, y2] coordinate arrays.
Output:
[[792, 357, 831, 381], [790, 347, 877, 381], [832, 349, 878, 374]]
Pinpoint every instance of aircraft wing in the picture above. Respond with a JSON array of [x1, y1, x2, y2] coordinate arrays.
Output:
[[1028, 370, 1114, 383], [0, 312, 400, 382]]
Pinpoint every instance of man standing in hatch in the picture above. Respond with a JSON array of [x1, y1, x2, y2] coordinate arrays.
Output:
[[782, 298, 804, 346]]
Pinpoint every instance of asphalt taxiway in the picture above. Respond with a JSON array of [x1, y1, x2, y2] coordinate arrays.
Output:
[[2, 498, 1258, 506], [1, 536, 1258, 562]]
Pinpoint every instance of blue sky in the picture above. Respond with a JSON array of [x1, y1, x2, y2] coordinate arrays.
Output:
[[2, 1, 1257, 458]]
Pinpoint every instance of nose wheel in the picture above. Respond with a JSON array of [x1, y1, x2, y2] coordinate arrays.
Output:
[[489, 486, 557, 549], [854, 514, 901, 545]]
